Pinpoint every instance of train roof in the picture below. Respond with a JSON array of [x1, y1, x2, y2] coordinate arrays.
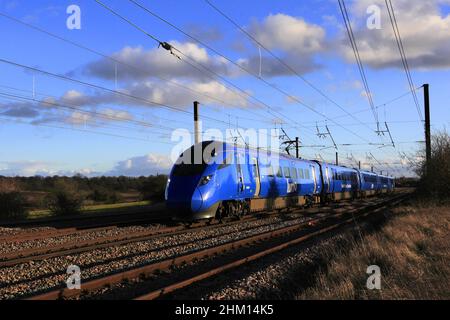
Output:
[[194, 141, 395, 178], [203, 140, 318, 164]]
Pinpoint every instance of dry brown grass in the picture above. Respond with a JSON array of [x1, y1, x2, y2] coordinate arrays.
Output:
[[297, 202, 450, 299]]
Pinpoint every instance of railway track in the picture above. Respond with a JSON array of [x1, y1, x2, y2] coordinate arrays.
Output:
[[21, 191, 410, 300], [0, 199, 374, 267], [137, 194, 409, 300], [0, 226, 117, 244], [0, 213, 292, 267], [0, 203, 169, 229]]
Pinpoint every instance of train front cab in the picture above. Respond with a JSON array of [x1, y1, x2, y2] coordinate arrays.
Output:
[[166, 141, 226, 221]]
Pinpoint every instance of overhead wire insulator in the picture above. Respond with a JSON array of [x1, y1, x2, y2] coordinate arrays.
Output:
[[158, 41, 181, 59]]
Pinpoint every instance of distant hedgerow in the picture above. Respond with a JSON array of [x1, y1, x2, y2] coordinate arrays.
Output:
[[0, 192, 28, 219]]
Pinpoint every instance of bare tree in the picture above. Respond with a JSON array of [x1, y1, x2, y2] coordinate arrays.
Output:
[[415, 129, 450, 199]]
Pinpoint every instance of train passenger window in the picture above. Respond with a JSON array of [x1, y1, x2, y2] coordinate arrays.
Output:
[[283, 167, 290, 178], [305, 169, 310, 180], [266, 166, 274, 177], [298, 168, 304, 179], [252, 163, 259, 178], [276, 166, 283, 178], [173, 163, 207, 176], [291, 167, 298, 179], [218, 152, 233, 169]]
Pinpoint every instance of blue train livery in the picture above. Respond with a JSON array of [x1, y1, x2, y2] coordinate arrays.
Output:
[[165, 141, 395, 221]]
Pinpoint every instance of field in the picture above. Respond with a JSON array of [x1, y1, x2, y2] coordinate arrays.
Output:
[[27, 200, 152, 219], [296, 201, 450, 299]]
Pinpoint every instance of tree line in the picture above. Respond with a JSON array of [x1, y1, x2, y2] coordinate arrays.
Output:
[[0, 175, 168, 219]]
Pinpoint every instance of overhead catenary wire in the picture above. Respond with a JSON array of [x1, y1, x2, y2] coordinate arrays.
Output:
[[308, 85, 423, 125], [0, 3, 421, 176], [384, 0, 423, 121], [92, 1, 287, 127], [95, 0, 331, 145], [100, 0, 372, 145], [0, 115, 175, 144], [0, 91, 184, 133], [0, 83, 224, 129], [203, 0, 379, 135], [0, 97, 166, 135], [0, 13, 286, 129], [0, 57, 248, 130], [126, 0, 368, 141], [336, 0, 409, 169], [338, 0, 379, 130]]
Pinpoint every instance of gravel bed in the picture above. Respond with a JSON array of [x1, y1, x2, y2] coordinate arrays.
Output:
[[0, 227, 55, 238], [0, 213, 316, 299], [198, 218, 378, 299], [0, 225, 165, 255], [202, 235, 345, 300]]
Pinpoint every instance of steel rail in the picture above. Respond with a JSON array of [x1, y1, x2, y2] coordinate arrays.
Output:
[[0, 226, 117, 244], [136, 194, 408, 300], [25, 192, 408, 300]]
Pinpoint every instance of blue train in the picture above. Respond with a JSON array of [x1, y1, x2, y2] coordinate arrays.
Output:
[[165, 141, 395, 221]]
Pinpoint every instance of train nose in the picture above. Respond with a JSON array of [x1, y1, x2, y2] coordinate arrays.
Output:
[[191, 187, 203, 212]]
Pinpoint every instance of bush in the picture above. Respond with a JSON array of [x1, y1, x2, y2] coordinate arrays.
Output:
[[46, 180, 84, 216], [0, 192, 28, 219], [47, 190, 83, 216], [138, 175, 167, 201], [88, 188, 118, 204], [415, 130, 450, 200]]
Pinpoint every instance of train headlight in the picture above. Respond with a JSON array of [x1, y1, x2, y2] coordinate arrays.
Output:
[[164, 178, 170, 200], [199, 175, 212, 186]]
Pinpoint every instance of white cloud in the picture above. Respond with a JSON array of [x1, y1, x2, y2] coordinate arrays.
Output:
[[0, 161, 97, 177], [107, 153, 172, 176], [0, 161, 53, 176], [236, 13, 326, 76], [83, 42, 237, 81], [0, 78, 251, 126], [0, 101, 40, 118], [0, 153, 172, 177], [339, 0, 450, 69], [248, 13, 326, 54]]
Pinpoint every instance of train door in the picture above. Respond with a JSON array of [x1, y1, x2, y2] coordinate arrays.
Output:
[[251, 157, 261, 197], [236, 153, 244, 194], [324, 165, 331, 193], [311, 165, 317, 194]]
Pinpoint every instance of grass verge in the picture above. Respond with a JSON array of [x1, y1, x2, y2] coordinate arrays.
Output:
[[28, 200, 152, 219], [297, 201, 450, 299]]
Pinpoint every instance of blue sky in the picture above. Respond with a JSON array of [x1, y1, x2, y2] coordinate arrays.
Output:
[[0, 0, 449, 177]]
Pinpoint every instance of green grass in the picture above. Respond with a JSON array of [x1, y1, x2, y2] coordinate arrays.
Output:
[[28, 200, 152, 219]]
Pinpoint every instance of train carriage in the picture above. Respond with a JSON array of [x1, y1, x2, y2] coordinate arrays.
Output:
[[165, 140, 395, 221]]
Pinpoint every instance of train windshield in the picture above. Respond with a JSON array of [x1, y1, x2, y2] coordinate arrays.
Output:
[[172, 141, 223, 177], [172, 163, 207, 176]]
